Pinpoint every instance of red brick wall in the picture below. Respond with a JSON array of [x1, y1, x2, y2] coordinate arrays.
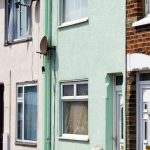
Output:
[[127, 0, 150, 55], [126, 0, 150, 150]]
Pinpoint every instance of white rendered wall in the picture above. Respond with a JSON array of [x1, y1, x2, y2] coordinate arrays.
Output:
[[0, 1, 43, 150]]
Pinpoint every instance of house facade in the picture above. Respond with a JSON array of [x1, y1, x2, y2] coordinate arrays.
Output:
[[0, 0, 43, 150], [43, 0, 126, 150], [126, 0, 150, 149]]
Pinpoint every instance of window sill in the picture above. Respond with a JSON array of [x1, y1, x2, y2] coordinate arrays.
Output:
[[15, 142, 37, 147], [4, 37, 32, 46], [57, 17, 88, 28], [132, 15, 150, 27], [58, 134, 89, 141]]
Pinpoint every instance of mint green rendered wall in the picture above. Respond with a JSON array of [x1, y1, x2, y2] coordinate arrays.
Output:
[[45, 0, 126, 149]]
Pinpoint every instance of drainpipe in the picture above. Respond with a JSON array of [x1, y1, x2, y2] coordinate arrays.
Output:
[[43, 0, 52, 149]]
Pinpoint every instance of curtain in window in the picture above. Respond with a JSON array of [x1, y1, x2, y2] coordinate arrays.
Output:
[[8, 0, 13, 42], [63, 0, 88, 22], [63, 101, 88, 135], [24, 86, 37, 141]]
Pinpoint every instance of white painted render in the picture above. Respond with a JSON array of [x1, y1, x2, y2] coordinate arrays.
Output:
[[127, 53, 150, 71], [0, 1, 43, 150]]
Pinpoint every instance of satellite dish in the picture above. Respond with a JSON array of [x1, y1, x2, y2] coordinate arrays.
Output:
[[40, 36, 48, 55], [24, 0, 33, 7]]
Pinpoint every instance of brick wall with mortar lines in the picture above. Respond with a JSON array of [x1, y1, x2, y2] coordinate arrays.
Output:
[[126, 72, 136, 150], [127, 0, 150, 54]]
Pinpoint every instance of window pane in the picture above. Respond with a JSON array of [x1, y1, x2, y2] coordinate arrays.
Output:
[[63, 0, 88, 22], [121, 107, 123, 139], [17, 103, 23, 140], [77, 84, 88, 96], [20, 0, 32, 36], [24, 86, 37, 141], [18, 87, 23, 97], [116, 76, 123, 85], [63, 85, 74, 96], [140, 73, 150, 81], [63, 101, 88, 135], [145, 122, 147, 140]]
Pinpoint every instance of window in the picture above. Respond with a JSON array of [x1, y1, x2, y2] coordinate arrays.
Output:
[[60, 81, 88, 141], [61, 0, 88, 23], [6, 0, 32, 42], [17, 84, 37, 143], [145, 0, 150, 16]]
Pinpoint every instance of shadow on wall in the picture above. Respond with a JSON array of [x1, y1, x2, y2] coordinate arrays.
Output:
[[35, 1, 40, 23], [0, 0, 4, 9]]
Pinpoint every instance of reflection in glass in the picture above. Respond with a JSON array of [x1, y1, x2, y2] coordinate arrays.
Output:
[[24, 86, 37, 141], [121, 107, 123, 139], [116, 76, 123, 85], [18, 87, 23, 97], [145, 122, 147, 140], [140, 73, 150, 81], [17, 103, 23, 139], [63, 101, 88, 135], [63, 85, 74, 96], [77, 84, 88, 96]]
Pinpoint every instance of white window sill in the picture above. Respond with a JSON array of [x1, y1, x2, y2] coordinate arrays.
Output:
[[132, 15, 150, 27], [57, 17, 88, 28], [58, 134, 89, 141]]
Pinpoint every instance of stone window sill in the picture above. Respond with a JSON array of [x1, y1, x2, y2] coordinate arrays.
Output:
[[132, 15, 150, 27], [4, 37, 32, 46], [15, 142, 37, 147]]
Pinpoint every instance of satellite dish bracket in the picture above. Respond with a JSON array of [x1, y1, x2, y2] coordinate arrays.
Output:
[[36, 46, 56, 55], [15, 0, 38, 8]]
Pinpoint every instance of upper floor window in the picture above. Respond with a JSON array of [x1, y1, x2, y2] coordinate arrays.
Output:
[[6, 0, 32, 43], [61, 0, 88, 23], [145, 0, 150, 16]]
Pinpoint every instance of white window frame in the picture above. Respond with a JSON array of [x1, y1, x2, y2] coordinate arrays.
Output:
[[58, 0, 88, 28], [59, 81, 89, 141], [16, 83, 37, 144], [5, 0, 32, 43]]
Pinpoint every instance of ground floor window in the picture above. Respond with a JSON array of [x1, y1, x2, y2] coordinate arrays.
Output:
[[61, 81, 88, 137], [17, 83, 37, 143]]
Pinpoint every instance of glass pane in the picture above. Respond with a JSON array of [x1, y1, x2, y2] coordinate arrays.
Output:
[[20, 0, 32, 36], [18, 87, 23, 97], [24, 86, 37, 141], [145, 104, 147, 110], [63, 101, 88, 135], [63, 85, 74, 96], [77, 84, 88, 96], [145, 122, 147, 140], [63, 0, 88, 22], [17, 103, 23, 140], [116, 76, 123, 85], [140, 73, 150, 81], [121, 107, 123, 139]]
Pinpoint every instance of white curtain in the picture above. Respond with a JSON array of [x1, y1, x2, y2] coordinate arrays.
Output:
[[63, 101, 88, 135], [8, 0, 13, 42], [63, 0, 88, 22], [24, 86, 37, 141]]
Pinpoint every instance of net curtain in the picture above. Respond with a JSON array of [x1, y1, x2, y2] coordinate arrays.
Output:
[[24, 86, 37, 141], [63, 0, 88, 22]]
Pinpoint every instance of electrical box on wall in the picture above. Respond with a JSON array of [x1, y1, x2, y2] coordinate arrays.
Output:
[[91, 147, 103, 150], [3, 133, 9, 150]]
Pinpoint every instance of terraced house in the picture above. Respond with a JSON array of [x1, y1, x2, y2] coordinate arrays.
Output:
[[126, 0, 150, 149], [0, 0, 43, 150], [42, 0, 126, 149]]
